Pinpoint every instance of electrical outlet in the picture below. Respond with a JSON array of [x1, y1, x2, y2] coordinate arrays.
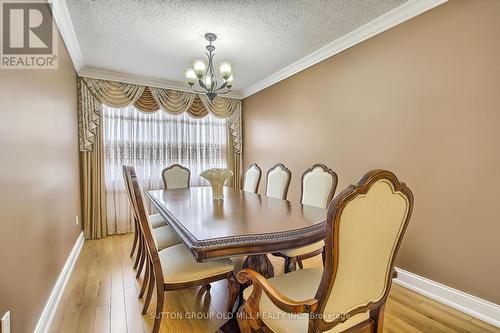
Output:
[[1, 311, 10, 333], [75, 215, 79, 225]]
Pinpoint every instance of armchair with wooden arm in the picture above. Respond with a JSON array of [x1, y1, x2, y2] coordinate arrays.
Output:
[[236, 169, 414, 333], [239, 268, 319, 312]]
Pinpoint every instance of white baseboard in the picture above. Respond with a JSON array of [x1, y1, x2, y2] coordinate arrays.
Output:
[[33, 232, 84, 333], [394, 267, 500, 328]]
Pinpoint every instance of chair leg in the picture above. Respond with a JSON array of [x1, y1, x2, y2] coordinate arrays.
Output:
[[130, 218, 139, 257], [133, 233, 143, 270], [139, 259, 150, 298], [284, 256, 297, 273], [370, 303, 385, 333], [227, 272, 240, 312], [296, 257, 304, 269], [136, 241, 146, 278], [152, 283, 165, 333], [142, 266, 155, 314]]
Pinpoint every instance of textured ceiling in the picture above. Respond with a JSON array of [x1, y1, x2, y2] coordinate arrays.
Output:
[[67, 0, 407, 91]]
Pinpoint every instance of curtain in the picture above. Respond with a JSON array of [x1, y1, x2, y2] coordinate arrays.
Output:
[[103, 105, 227, 234], [78, 77, 242, 239], [83, 78, 145, 108], [79, 80, 107, 239]]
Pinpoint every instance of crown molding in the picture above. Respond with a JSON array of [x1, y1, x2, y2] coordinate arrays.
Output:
[[48, 0, 84, 72], [241, 0, 448, 98], [79, 67, 243, 99], [50, 0, 445, 100]]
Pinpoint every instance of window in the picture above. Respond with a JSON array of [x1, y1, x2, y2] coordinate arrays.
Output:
[[103, 104, 227, 234]]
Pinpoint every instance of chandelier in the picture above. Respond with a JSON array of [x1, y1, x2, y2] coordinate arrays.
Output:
[[184, 33, 233, 101]]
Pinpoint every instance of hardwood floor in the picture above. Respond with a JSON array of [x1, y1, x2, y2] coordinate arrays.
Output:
[[49, 234, 499, 333]]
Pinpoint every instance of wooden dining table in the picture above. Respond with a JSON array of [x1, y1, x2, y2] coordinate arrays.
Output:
[[148, 186, 326, 332], [148, 186, 327, 279]]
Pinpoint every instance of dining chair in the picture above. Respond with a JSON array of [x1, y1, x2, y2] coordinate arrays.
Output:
[[237, 169, 414, 333], [122, 166, 181, 294], [273, 164, 338, 273], [161, 164, 190, 189], [243, 163, 262, 193], [265, 163, 292, 199], [125, 166, 240, 333], [123, 166, 168, 265]]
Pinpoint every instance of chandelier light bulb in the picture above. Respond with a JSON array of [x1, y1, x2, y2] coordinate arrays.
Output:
[[226, 75, 234, 84], [218, 62, 232, 80], [185, 68, 197, 85], [193, 59, 207, 78]]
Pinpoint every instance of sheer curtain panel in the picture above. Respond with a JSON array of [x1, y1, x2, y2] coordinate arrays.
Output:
[[103, 105, 227, 234]]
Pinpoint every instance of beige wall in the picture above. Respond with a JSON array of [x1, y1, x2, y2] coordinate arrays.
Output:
[[243, 0, 500, 304], [0, 37, 81, 332]]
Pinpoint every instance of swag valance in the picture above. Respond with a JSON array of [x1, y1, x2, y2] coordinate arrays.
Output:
[[78, 77, 242, 240], [78, 77, 242, 155]]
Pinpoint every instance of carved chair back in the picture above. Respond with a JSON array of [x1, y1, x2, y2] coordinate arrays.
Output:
[[124, 166, 165, 286], [122, 165, 141, 222], [265, 163, 292, 200], [161, 164, 190, 189], [313, 170, 414, 332], [301, 164, 338, 209], [243, 163, 262, 193]]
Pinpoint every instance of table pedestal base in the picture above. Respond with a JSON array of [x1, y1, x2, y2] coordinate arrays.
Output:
[[217, 254, 274, 333], [242, 254, 275, 278]]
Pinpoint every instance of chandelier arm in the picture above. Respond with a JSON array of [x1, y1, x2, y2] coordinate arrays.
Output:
[[204, 51, 211, 87], [198, 79, 207, 90], [217, 89, 232, 95], [215, 81, 228, 92], [213, 79, 219, 91], [215, 85, 231, 94], [189, 86, 208, 94]]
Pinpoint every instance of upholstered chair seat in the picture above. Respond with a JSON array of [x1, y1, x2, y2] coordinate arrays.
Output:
[[149, 213, 168, 229], [158, 243, 234, 284], [243, 268, 369, 333], [153, 225, 181, 251], [279, 240, 325, 258]]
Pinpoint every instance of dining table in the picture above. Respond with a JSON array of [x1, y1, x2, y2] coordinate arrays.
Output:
[[147, 186, 327, 332]]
